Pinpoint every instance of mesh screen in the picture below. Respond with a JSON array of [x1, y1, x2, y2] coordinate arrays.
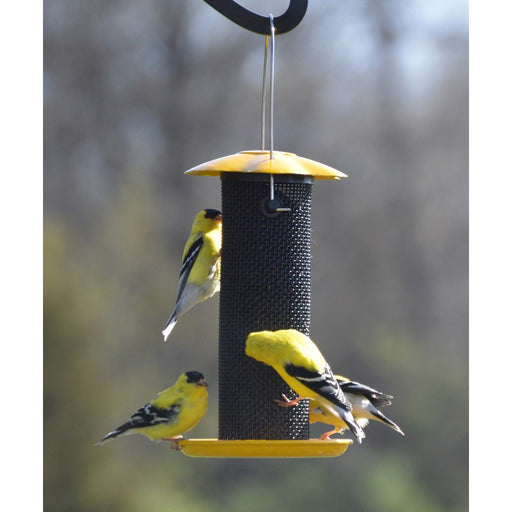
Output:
[[219, 174, 312, 440]]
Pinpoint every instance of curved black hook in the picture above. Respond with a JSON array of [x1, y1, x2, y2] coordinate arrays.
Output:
[[203, 0, 308, 35]]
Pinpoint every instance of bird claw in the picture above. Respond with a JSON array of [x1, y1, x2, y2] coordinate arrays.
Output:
[[274, 394, 302, 407], [163, 436, 184, 451], [319, 429, 343, 441]]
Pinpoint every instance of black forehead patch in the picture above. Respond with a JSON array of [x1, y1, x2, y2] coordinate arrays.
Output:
[[204, 209, 221, 219], [185, 371, 205, 383]]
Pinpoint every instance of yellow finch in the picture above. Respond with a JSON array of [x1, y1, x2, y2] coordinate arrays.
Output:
[[162, 209, 222, 341], [282, 375, 404, 439], [97, 371, 208, 445], [245, 329, 365, 444]]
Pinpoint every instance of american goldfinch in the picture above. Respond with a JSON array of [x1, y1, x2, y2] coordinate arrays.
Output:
[[281, 375, 404, 439], [245, 329, 366, 444], [97, 371, 208, 445], [162, 209, 222, 341]]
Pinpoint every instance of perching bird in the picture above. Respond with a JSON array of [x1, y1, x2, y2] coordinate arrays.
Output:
[[97, 371, 208, 446], [245, 329, 365, 444], [162, 209, 222, 341], [280, 375, 404, 439]]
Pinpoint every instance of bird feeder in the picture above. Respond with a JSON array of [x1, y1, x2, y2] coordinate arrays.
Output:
[[177, 0, 350, 458]]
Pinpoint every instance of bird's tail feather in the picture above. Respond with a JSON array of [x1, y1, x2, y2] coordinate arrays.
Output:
[[371, 409, 404, 435], [370, 396, 392, 408], [336, 406, 366, 444], [162, 316, 178, 341], [95, 425, 133, 445]]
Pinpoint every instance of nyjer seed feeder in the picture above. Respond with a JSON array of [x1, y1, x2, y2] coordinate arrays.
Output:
[[177, 0, 350, 458]]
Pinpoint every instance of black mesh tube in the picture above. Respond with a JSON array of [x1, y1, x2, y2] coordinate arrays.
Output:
[[218, 173, 312, 440]]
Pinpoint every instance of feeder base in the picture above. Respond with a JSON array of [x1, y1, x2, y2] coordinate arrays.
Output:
[[174, 438, 352, 458]]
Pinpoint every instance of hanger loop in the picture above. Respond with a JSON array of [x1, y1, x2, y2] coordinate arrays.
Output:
[[203, 0, 308, 35]]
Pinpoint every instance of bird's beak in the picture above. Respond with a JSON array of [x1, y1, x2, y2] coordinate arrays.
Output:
[[198, 379, 208, 387], [215, 213, 222, 222]]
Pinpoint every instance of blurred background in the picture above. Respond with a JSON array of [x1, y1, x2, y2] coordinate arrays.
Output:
[[44, 1, 468, 511]]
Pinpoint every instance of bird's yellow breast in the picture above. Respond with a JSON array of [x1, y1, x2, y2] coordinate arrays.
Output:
[[187, 228, 222, 286], [309, 402, 345, 427]]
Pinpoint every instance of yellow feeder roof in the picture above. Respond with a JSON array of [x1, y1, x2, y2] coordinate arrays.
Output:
[[185, 150, 347, 180]]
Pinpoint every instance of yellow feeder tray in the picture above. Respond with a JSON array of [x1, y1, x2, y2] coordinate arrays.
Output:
[[176, 439, 352, 458], [185, 150, 347, 180]]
